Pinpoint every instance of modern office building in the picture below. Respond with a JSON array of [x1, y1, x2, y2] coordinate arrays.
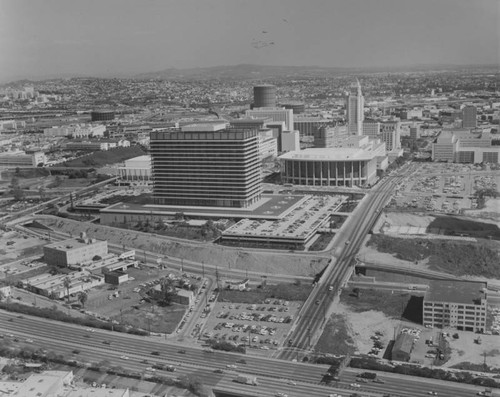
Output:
[[461, 105, 477, 129], [280, 136, 385, 187], [432, 130, 500, 163], [346, 80, 364, 135], [245, 108, 294, 131], [230, 118, 273, 131], [410, 125, 420, 140], [423, 280, 487, 332], [294, 117, 332, 138], [253, 85, 277, 108], [380, 121, 401, 151], [313, 126, 337, 148], [43, 234, 108, 267], [150, 123, 262, 208]]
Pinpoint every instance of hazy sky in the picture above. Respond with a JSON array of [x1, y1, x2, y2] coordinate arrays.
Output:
[[0, 0, 498, 82]]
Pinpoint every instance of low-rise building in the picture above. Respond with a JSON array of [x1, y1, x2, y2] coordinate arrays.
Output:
[[391, 333, 414, 362], [423, 280, 487, 332], [43, 234, 108, 267]]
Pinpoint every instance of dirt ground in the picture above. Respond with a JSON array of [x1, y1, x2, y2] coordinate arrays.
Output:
[[35, 216, 329, 277], [0, 230, 46, 265], [464, 198, 500, 226], [442, 328, 500, 369]]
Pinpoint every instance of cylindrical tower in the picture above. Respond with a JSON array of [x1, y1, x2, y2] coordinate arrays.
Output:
[[253, 85, 276, 108]]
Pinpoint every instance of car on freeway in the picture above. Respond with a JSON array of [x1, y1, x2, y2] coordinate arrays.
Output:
[[350, 383, 361, 388], [151, 351, 160, 356], [275, 393, 288, 397], [214, 369, 224, 374], [328, 285, 334, 291], [287, 380, 296, 385], [226, 364, 238, 369], [120, 355, 129, 360], [373, 378, 385, 384], [178, 349, 186, 354], [25, 339, 33, 343], [345, 240, 350, 245], [102, 340, 111, 345], [315, 300, 320, 305], [427, 392, 438, 396]]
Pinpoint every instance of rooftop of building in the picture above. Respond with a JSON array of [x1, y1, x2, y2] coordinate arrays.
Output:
[[45, 237, 105, 252], [102, 193, 305, 220], [181, 123, 227, 132], [425, 280, 487, 305], [279, 147, 379, 161]]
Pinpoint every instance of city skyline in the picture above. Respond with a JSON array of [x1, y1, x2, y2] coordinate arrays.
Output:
[[0, 0, 498, 83]]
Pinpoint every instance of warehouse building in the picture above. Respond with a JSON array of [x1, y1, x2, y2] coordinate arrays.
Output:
[[43, 234, 108, 267]]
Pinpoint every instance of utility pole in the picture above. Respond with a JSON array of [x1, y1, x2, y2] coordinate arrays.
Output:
[[202, 261, 205, 278], [181, 258, 184, 273], [215, 265, 220, 291]]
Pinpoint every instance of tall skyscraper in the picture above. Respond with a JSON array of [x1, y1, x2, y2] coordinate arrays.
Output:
[[150, 123, 262, 208], [346, 80, 364, 135], [462, 105, 477, 129]]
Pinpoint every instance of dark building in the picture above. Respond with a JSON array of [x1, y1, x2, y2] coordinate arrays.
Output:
[[280, 100, 305, 114], [253, 85, 277, 108], [91, 110, 115, 122], [391, 333, 414, 362]]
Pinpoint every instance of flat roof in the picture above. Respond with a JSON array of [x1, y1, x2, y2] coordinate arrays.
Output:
[[425, 280, 487, 305], [279, 147, 377, 161], [45, 238, 105, 252], [102, 194, 304, 220]]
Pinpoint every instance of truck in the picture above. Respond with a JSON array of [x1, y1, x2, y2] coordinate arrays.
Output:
[[235, 374, 258, 386]]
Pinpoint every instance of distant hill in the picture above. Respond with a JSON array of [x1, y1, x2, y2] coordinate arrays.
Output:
[[132, 63, 498, 81], [133, 64, 352, 81]]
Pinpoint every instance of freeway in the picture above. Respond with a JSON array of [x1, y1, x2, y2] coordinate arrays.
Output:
[[0, 311, 490, 397], [277, 173, 405, 360]]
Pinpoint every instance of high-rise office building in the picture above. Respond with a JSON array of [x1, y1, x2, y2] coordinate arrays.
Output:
[[150, 123, 262, 208], [253, 85, 277, 108], [461, 105, 477, 129], [245, 108, 294, 130], [346, 80, 364, 135]]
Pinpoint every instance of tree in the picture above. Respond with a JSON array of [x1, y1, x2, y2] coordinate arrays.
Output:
[[160, 278, 177, 305], [63, 277, 71, 302], [78, 291, 88, 308]]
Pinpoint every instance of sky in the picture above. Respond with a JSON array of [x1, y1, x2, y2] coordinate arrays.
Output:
[[0, 0, 498, 82]]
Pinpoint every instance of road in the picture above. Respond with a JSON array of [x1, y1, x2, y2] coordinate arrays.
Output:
[[0, 310, 490, 397], [277, 172, 407, 360]]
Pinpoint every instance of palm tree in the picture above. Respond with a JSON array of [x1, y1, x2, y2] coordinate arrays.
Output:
[[63, 277, 71, 302], [78, 291, 88, 308]]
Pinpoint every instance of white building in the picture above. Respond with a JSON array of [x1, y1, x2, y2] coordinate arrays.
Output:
[[346, 80, 364, 135], [245, 108, 294, 130], [118, 155, 152, 184]]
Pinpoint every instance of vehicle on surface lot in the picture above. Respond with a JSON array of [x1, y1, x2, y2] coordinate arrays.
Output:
[[235, 374, 258, 385]]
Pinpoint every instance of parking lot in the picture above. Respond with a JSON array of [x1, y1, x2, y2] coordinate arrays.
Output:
[[390, 163, 500, 213], [200, 299, 302, 352]]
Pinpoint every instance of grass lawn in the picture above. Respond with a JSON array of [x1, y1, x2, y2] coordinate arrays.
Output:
[[113, 302, 186, 334], [368, 234, 500, 278], [218, 283, 313, 304], [340, 288, 422, 322], [63, 146, 146, 168], [314, 314, 356, 355]]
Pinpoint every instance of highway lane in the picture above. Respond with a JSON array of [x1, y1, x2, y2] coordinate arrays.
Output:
[[0, 311, 491, 396]]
